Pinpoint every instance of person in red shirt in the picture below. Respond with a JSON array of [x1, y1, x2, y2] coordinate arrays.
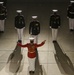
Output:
[[17, 37, 46, 74]]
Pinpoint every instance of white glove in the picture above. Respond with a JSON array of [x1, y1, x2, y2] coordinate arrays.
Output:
[[50, 26, 51, 28], [58, 26, 60, 28]]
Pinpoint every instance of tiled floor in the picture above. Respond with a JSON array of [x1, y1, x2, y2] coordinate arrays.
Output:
[[0, 2, 74, 75]]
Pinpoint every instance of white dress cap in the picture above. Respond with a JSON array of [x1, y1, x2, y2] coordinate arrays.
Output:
[[32, 16, 37, 19], [52, 9, 58, 12], [70, 1, 74, 3], [0, 2, 4, 4], [16, 10, 22, 13], [29, 37, 34, 40]]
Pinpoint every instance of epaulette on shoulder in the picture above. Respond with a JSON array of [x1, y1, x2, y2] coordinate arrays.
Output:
[[21, 15, 24, 17], [50, 14, 54, 17], [15, 15, 17, 17], [36, 20, 39, 22], [30, 20, 33, 23], [57, 14, 60, 16], [68, 5, 71, 7], [2, 5, 6, 8]]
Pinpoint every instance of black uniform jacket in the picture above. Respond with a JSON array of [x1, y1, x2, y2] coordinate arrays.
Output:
[[67, 4, 74, 18], [50, 14, 60, 29], [29, 20, 40, 35], [0, 5, 7, 20], [15, 15, 25, 29]]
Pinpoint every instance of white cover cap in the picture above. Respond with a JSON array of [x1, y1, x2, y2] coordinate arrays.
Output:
[[52, 9, 58, 12], [0, 2, 4, 4], [16, 10, 22, 13], [70, 1, 74, 3], [29, 37, 34, 40], [32, 16, 37, 19]]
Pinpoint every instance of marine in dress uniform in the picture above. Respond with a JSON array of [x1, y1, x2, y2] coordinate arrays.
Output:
[[67, 0, 74, 31], [15, 10, 25, 43], [0, 2, 7, 33], [50, 9, 61, 42], [29, 16, 40, 43], [17, 38, 46, 74]]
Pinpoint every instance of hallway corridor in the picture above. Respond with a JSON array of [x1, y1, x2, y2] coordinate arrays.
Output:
[[0, 1, 74, 75]]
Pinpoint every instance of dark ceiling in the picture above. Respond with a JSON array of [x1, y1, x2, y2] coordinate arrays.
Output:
[[8, 0, 70, 3]]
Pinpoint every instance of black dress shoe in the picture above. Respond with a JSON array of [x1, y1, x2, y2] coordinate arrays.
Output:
[[0, 31, 4, 33], [29, 71, 32, 74], [70, 29, 74, 32], [53, 40, 57, 43], [31, 71, 35, 74], [18, 40, 22, 43], [29, 71, 35, 74]]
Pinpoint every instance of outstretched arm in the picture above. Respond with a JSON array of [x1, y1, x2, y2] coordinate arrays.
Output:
[[17, 42, 28, 48], [36, 40, 46, 47]]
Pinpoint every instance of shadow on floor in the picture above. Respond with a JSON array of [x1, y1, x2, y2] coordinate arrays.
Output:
[[35, 49, 43, 75], [53, 41, 74, 75], [0, 32, 4, 37], [6, 44, 23, 75]]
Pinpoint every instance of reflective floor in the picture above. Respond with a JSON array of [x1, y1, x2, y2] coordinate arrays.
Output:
[[0, 2, 74, 75]]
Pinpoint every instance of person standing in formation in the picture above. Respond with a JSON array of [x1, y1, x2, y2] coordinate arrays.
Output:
[[15, 10, 25, 43], [67, 0, 74, 32], [49, 9, 61, 42], [0, 1, 7, 33], [29, 16, 40, 43]]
